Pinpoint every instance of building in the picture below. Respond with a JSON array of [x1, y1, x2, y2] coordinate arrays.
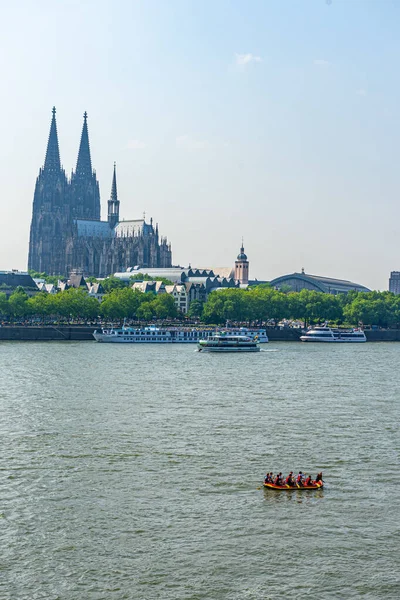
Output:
[[115, 267, 239, 294], [234, 242, 249, 284], [28, 108, 172, 277], [0, 270, 38, 297], [270, 269, 371, 295], [164, 284, 189, 313], [389, 272, 400, 294], [86, 282, 105, 302], [132, 281, 166, 294]]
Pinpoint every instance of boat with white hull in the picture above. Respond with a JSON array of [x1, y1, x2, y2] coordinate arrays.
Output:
[[93, 325, 268, 344], [198, 333, 260, 352], [300, 326, 366, 343]]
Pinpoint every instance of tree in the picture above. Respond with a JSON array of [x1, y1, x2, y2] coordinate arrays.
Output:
[[27, 292, 51, 319], [50, 288, 99, 321], [100, 288, 144, 320], [188, 299, 204, 319], [136, 302, 154, 320], [152, 294, 178, 319], [101, 276, 128, 292], [0, 292, 8, 317], [28, 270, 64, 285], [8, 290, 30, 319]]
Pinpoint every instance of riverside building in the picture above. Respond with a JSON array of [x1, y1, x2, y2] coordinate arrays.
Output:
[[389, 272, 400, 294], [28, 108, 172, 277], [270, 269, 370, 295]]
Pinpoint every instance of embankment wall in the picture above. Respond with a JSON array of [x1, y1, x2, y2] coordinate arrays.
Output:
[[0, 326, 399, 342], [0, 326, 95, 341]]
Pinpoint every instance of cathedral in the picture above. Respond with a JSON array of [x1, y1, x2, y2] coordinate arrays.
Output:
[[28, 108, 172, 277]]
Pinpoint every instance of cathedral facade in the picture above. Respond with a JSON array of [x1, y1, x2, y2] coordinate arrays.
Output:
[[28, 108, 172, 277]]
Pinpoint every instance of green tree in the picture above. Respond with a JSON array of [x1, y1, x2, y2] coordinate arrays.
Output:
[[152, 294, 178, 319], [8, 289, 30, 319], [51, 289, 99, 321], [136, 302, 154, 320], [27, 292, 51, 319], [28, 270, 64, 285], [100, 288, 144, 320], [188, 299, 204, 319], [0, 292, 8, 316], [101, 276, 128, 292]]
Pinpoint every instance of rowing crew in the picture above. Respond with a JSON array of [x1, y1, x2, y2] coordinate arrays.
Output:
[[264, 471, 324, 486]]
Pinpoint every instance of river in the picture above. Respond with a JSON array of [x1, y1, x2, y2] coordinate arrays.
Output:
[[1, 341, 399, 599]]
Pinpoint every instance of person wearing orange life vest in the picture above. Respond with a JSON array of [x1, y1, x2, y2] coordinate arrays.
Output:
[[296, 471, 304, 486], [304, 474, 312, 486], [285, 471, 294, 486]]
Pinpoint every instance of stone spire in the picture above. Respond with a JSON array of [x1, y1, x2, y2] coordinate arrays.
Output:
[[111, 161, 118, 202], [43, 107, 61, 172], [107, 162, 120, 228], [28, 107, 69, 275], [75, 111, 92, 176], [70, 111, 100, 220]]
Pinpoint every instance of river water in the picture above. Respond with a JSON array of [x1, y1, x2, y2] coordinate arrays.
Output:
[[1, 341, 399, 599]]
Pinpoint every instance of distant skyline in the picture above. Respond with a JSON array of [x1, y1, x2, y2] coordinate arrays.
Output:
[[1, 0, 400, 290]]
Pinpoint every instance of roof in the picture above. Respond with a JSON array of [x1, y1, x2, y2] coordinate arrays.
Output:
[[132, 281, 165, 293], [270, 272, 371, 294], [87, 282, 104, 294], [69, 274, 87, 288], [197, 267, 235, 279], [114, 219, 154, 238], [0, 271, 37, 289], [75, 219, 111, 238], [165, 284, 187, 294]]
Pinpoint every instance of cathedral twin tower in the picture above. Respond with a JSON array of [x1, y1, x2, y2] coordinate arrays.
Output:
[[28, 108, 172, 277]]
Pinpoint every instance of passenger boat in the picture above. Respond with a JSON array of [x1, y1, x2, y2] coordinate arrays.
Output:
[[93, 325, 268, 344], [300, 325, 366, 343], [221, 327, 268, 343], [263, 481, 323, 490], [198, 333, 260, 352]]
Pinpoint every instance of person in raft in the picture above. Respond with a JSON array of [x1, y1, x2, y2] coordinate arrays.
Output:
[[315, 472, 324, 483], [264, 472, 273, 483], [296, 471, 304, 486], [284, 471, 294, 486], [274, 472, 283, 485], [304, 474, 312, 486]]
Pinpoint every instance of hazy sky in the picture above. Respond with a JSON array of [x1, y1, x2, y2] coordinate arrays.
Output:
[[1, 0, 399, 290]]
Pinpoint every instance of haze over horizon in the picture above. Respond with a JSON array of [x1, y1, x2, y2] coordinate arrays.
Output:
[[1, 0, 399, 290]]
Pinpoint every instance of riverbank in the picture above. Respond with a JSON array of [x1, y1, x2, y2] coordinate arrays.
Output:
[[0, 325, 95, 341], [1, 325, 400, 342]]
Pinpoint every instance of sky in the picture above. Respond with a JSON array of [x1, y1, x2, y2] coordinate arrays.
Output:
[[0, 0, 399, 290]]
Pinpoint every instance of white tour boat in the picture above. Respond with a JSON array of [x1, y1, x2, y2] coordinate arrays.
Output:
[[218, 327, 268, 343], [198, 333, 261, 352], [93, 325, 268, 344], [300, 326, 367, 343]]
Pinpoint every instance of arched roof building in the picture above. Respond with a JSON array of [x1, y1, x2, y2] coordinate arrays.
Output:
[[270, 270, 370, 295]]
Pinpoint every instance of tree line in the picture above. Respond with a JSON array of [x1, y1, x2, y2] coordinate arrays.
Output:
[[199, 287, 400, 327], [0, 287, 178, 321], [2, 285, 400, 327]]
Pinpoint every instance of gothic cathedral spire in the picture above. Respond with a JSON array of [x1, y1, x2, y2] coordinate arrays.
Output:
[[108, 162, 120, 228], [44, 107, 61, 172], [70, 111, 100, 220], [28, 107, 69, 274], [75, 111, 92, 176]]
